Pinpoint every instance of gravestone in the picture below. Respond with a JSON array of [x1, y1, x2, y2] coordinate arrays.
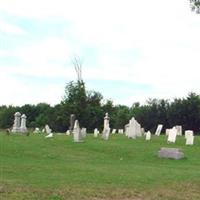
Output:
[[145, 131, 151, 141], [112, 129, 117, 134], [175, 125, 182, 136], [73, 120, 83, 142], [186, 134, 194, 145], [118, 129, 124, 134], [167, 127, 177, 143], [94, 128, 99, 137], [81, 128, 87, 138], [20, 114, 28, 133], [185, 130, 193, 139], [11, 112, 21, 133], [45, 124, 52, 134], [165, 128, 170, 136], [155, 124, 163, 136], [102, 113, 110, 140], [69, 114, 76, 133], [66, 130, 70, 135], [158, 147, 184, 159], [33, 127, 40, 134]]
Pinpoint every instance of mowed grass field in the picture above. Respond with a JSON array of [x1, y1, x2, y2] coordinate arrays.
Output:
[[1, 132, 200, 200]]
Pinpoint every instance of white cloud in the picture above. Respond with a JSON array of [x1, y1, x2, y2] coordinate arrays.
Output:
[[0, 19, 26, 35], [0, 0, 200, 105]]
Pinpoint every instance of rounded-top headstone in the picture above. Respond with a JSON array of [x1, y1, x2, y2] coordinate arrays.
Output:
[[21, 114, 27, 119], [15, 112, 21, 116]]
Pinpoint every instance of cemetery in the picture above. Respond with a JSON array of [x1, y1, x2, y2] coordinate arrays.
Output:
[[1, 109, 200, 200], [1, 1, 200, 200]]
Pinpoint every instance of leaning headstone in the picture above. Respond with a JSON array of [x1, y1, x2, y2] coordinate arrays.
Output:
[[185, 130, 194, 139], [81, 128, 87, 138], [45, 132, 53, 138], [73, 120, 83, 142], [158, 147, 184, 160], [11, 112, 21, 133], [145, 131, 151, 141], [186, 134, 194, 145], [175, 125, 182, 136], [155, 124, 163, 136], [20, 114, 28, 133], [102, 113, 110, 140], [167, 127, 177, 143], [94, 128, 99, 137]]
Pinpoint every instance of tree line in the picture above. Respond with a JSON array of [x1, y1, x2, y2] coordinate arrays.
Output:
[[0, 80, 200, 134]]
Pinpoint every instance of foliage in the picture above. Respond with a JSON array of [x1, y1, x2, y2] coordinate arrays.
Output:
[[0, 79, 200, 134]]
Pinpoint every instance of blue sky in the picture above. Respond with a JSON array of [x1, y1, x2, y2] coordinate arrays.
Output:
[[0, 0, 200, 106]]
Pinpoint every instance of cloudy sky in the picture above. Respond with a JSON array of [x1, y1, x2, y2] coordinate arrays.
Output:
[[0, 0, 199, 106]]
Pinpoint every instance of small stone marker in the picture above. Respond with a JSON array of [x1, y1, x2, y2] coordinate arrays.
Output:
[[118, 129, 124, 134], [158, 147, 184, 160], [175, 125, 182, 136], [66, 130, 70, 135], [94, 128, 99, 137], [145, 131, 151, 140], [33, 127, 40, 134], [112, 129, 116, 134]]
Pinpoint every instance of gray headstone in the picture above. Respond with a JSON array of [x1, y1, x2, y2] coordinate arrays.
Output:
[[158, 147, 184, 160]]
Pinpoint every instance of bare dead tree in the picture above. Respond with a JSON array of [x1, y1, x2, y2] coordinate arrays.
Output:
[[72, 56, 83, 82]]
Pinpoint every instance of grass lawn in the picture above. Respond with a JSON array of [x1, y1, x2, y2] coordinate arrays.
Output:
[[0, 132, 200, 200]]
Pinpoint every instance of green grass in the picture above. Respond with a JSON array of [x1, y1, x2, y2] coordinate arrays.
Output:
[[0, 132, 200, 200]]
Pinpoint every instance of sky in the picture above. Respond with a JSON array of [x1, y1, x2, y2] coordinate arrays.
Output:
[[0, 0, 200, 106]]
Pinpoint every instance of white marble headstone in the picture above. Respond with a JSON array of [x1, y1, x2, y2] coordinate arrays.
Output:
[[155, 124, 163, 136], [145, 131, 151, 141], [167, 128, 177, 143]]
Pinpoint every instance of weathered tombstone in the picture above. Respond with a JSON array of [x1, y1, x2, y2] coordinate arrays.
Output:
[[33, 127, 40, 134], [158, 147, 184, 159], [186, 134, 194, 145], [81, 128, 87, 138], [127, 117, 137, 139], [167, 127, 177, 143], [69, 114, 76, 133], [73, 120, 83, 142], [145, 131, 151, 141], [118, 129, 124, 134], [45, 132, 53, 138], [124, 124, 129, 136], [112, 129, 117, 134], [185, 130, 194, 139], [102, 113, 110, 140], [135, 121, 142, 137], [94, 128, 99, 137], [66, 130, 70, 135], [175, 125, 182, 136], [42, 128, 45, 133], [155, 124, 163, 136], [20, 114, 28, 133], [165, 128, 171, 136], [11, 112, 21, 133], [45, 124, 52, 134]]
